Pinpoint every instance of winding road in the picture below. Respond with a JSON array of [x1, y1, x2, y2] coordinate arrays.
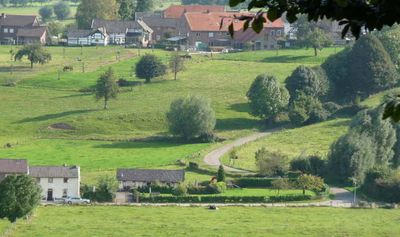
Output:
[[203, 129, 358, 204]]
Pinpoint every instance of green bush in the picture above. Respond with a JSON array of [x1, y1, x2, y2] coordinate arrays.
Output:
[[174, 183, 188, 196], [233, 178, 275, 188], [140, 195, 312, 203]]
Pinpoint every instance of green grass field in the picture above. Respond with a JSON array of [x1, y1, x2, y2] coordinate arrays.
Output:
[[0, 46, 343, 183], [6, 206, 400, 237], [222, 119, 350, 171]]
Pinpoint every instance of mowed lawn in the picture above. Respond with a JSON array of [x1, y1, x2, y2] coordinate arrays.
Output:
[[222, 119, 350, 171], [8, 206, 400, 237]]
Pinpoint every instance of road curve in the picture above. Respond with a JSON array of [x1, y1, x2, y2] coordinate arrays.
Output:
[[203, 128, 282, 173]]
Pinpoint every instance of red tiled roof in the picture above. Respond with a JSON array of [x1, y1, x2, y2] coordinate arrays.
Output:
[[164, 5, 225, 18], [184, 12, 284, 32]]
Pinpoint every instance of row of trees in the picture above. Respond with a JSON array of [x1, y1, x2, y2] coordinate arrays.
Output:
[[76, 0, 153, 28], [39, 1, 71, 22]]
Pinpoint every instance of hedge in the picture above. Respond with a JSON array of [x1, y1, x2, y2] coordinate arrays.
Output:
[[140, 195, 312, 203]]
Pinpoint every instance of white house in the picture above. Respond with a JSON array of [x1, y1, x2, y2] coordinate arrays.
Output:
[[29, 165, 80, 201], [116, 169, 185, 191], [67, 27, 108, 46]]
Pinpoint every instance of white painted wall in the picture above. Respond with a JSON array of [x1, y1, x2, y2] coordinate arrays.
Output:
[[38, 177, 80, 200]]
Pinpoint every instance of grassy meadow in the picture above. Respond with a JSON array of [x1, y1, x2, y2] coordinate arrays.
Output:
[[0, 46, 343, 183], [5, 206, 400, 237]]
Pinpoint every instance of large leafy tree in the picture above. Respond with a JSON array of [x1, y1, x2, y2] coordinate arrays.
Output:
[[95, 67, 119, 109], [53, 1, 71, 20], [297, 174, 324, 195], [247, 74, 289, 124], [0, 175, 41, 222], [117, 0, 135, 20], [169, 53, 185, 80], [303, 28, 332, 56], [135, 0, 153, 12], [135, 54, 167, 83], [166, 95, 216, 141], [347, 34, 398, 98], [76, 0, 118, 28], [227, 0, 400, 39], [375, 25, 400, 72], [14, 44, 52, 69]]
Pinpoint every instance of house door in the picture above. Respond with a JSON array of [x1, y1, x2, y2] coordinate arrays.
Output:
[[47, 189, 53, 201]]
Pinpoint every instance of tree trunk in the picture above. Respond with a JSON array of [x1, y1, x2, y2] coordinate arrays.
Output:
[[314, 47, 318, 57], [146, 77, 151, 83], [104, 99, 108, 110], [174, 70, 177, 80], [30, 60, 33, 69], [302, 188, 306, 195]]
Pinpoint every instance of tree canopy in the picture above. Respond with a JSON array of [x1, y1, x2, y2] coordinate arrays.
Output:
[[95, 67, 119, 109], [0, 175, 41, 222], [135, 54, 167, 83], [14, 44, 52, 69], [76, 0, 118, 29], [53, 1, 70, 20]]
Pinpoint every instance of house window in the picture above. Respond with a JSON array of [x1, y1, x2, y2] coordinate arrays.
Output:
[[62, 189, 68, 197], [196, 32, 200, 37], [3, 28, 8, 33], [156, 35, 161, 40], [271, 30, 275, 36], [209, 32, 214, 38], [64, 178, 68, 183], [48, 178, 53, 183], [9, 28, 14, 33], [276, 30, 281, 36]]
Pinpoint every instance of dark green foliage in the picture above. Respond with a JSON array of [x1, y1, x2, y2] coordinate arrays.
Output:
[[296, 174, 325, 195], [328, 131, 376, 183], [53, 1, 70, 20], [255, 147, 288, 176], [135, 0, 153, 12], [76, 0, 118, 29], [0, 175, 41, 222], [188, 162, 199, 170], [118, 0, 135, 20], [39, 6, 53, 21], [96, 175, 119, 202], [375, 25, 400, 71], [285, 65, 329, 102], [290, 155, 326, 177], [173, 183, 188, 196], [392, 125, 400, 168], [135, 54, 167, 83], [360, 168, 400, 203], [217, 165, 225, 182], [323, 102, 342, 115], [14, 44, 52, 69], [347, 34, 398, 98], [288, 93, 326, 126], [95, 67, 119, 109], [166, 95, 216, 141], [303, 28, 333, 56], [247, 74, 289, 123], [233, 178, 276, 188]]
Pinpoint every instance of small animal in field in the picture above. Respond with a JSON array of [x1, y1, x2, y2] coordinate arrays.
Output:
[[63, 65, 74, 72]]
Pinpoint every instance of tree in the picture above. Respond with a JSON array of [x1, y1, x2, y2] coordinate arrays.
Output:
[[53, 1, 70, 20], [229, 148, 239, 166], [95, 175, 118, 202], [135, 54, 167, 83], [228, 0, 400, 39], [0, 175, 41, 222], [169, 53, 185, 80], [297, 174, 324, 195], [39, 5, 53, 21], [217, 165, 225, 182], [247, 74, 289, 124], [375, 25, 400, 72], [303, 28, 332, 56], [166, 95, 216, 141], [347, 34, 398, 98], [14, 44, 52, 69], [271, 178, 290, 195], [95, 67, 119, 109], [285, 65, 329, 101], [47, 21, 65, 37], [288, 92, 326, 126], [76, 0, 118, 29], [255, 147, 288, 177], [290, 155, 326, 176], [135, 0, 153, 12], [117, 0, 135, 20]]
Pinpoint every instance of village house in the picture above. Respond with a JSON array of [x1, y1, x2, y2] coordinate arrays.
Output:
[[136, 5, 225, 43], [0, 159, 28, 182], [180, 12, 285, 51], [67, 19, 152, 47], [29, 165, 81, 201], [0, 13, 47, 45], [117, 169, 185, 191]]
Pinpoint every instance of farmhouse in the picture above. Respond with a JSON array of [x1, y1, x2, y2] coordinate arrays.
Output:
[[180, 12, 285, 50], [67, 27, 109, 46], [117, 169, 185, 190], [0, 159, 28, 182], [29, 165, 81, 201], [0, 13, 47, 45]]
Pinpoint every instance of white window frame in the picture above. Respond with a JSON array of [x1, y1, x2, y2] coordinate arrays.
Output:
[[3, 28, 8, 33], [209, 32, 214, 38], [9, 28, 14, 33]]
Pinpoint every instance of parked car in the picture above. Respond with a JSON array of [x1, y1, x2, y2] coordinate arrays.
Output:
[[63, 197, 90, 205]]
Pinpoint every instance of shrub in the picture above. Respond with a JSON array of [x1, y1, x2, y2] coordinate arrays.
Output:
[[135, 54, 167, 83], [285, 65, 329, 101], [166, 95, 216, 141], [39, 6, 53, 21], [297, 174, 325, 195], [217, 165, 225, 182], [53, 1, 71, 20], [188, 162, 199, 170], [323, 102, 342, 114], [288, 93, 326, 126], [233, 178, 275, 188], [361, 168, 400, 203], [255, 147, 288, 176], [174, 183, 188, 196], [290, 155, 326, 177], [140, 195, 312, 203], [247, 74, 289, 124]]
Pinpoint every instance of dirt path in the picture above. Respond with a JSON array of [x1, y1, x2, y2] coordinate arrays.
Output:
[[203, 128, 281, 173]]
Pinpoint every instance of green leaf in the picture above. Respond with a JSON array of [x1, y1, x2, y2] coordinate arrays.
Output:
[[267, 8, 280, 22], [229, 0, 245, 7]]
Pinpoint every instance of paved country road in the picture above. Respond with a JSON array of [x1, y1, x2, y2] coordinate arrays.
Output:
[[203, 128, 282, 173], [203, 129, 358, 204]]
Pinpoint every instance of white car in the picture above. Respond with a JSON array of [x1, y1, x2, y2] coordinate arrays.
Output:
[[63, 197, 91, 205]]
